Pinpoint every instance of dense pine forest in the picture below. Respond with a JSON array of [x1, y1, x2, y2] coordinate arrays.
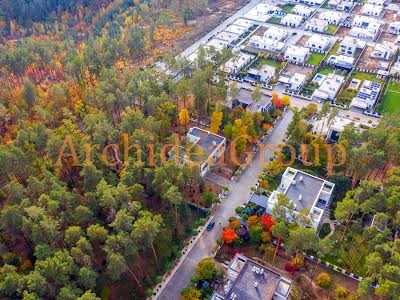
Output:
[[0, 0, 241, 298]]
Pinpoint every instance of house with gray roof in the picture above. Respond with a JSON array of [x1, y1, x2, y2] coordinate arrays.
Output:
[[211, 254, 292, 300], [265, 167, 335, 230]]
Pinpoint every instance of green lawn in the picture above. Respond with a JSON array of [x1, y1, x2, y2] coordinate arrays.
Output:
[[321, 0, 331, 9], [258, 58, 283, 69], [351, 71, 384, 84], [307, 53, 325, 66], [381, 81, 400, 113], [327, 41, 340, 56], [281, 4, 295, 13], [267, 17, 282, 25], [318, 66, 335, 75], [325, 25, 338, 35]]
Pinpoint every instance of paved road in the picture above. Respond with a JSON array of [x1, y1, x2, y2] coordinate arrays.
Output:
[[157, 110, 293, 300]]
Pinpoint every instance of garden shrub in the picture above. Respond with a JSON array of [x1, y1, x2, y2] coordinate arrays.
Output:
[[316, 272, 331, 288]]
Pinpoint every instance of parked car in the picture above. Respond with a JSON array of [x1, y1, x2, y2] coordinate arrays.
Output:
[[207, 221, 215, 231]]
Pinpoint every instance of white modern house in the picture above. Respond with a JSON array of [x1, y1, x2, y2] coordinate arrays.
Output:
[[362, 3, 384, 17], [216, 31, 240, 45], [328, 54, 355, 69], [244, 3, 277, 22], [318, 10, 344, 25], [264, 26, 288, 42], [312, 73, 345, 101], [349, 27, 377, 40], [389, 22, 400, 34], [247, 65, 276, 83], [233, 18, 254, 30], [312, 116, 368, 142], [284, 45, 310, 63], [367, 0, 386, 5], [248, 35, 285, 52], [299, 0, 324, 6], [351, 16, 382, 40], [265, 167, 335, 230], [372, 42, 397, 60], [293, 4, 314, 18], [225, 24, 248, 36], [306, 18, 328, 32], [288, 73, 307, 90], [338, 36, 367, 56], [350, 80, 382, 110], [181, 127, 226, 177], [328, 0, 353, 11], [306, 34, 332, 51], [223, 52, 255, 74], [280, 14, 303, 27]]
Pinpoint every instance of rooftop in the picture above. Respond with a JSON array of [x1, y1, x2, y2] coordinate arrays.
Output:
[[187, 127, 225, 158], [278, 169, 325, 212], [286, 45, 310, 57], [213, 254, 292, 300]]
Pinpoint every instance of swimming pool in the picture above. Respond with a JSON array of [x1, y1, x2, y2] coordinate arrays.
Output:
[[312, 73, 327, 85]]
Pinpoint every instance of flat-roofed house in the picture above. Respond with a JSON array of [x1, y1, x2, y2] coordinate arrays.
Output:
[[223, 52, 255, 74], [362, 3, 384, 17], [263, 26, 288, 42], [367, 0, 386, 5], [299, 0, 324, 6], [266, 167, 335, 229], [313, 116, 369, 142], [319, 10, 344, 25], [351, 15, 383, 40], [284, 45, 310, 63], [228, 86, 273, 113], [350, 80, 382, 110], [312, 73, 345, 101], [372, 42, 397, 60], [306, 34, 332, 51], [244, 3, 277, 22], [216, 31, 240, 45], [338, 36, 366, 56], [225, 24, 248, 36], [280, 14, 303, 27], [293, 4, 314, 17], [248, 35, 285, 52], [211, 254, 292, 300], [185, 127, 226, 176], [288, 72, 307, 90], [388, 21, 400, 34], [306, 18, 328, 32], [247, 64, 277, 83], [232, 18, 254, 30]]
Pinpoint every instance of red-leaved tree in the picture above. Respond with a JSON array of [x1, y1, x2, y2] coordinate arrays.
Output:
[[222, 227, 238, 244], [260, 215, 275, 232]]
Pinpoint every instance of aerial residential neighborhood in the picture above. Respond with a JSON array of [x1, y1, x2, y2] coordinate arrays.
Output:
[[0, 0, 399, 299]]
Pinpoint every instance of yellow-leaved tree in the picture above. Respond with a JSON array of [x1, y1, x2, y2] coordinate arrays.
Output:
[[210, 111, 223, 133], [179, 108, 190, 130]]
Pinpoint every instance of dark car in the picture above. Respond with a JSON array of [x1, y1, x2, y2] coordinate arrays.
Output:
[[207, 221, 215, 231]]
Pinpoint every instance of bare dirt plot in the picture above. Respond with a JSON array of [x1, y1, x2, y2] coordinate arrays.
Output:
[[296, 34, 311, 47], [335, 26, 350, 37], [173, 0, 246, 51], [351, 5, 363, 15], [253, 25, 270, 36], [282, 63, 314, 78], [356, 46, 380, 70], [378, 29, 398, 43], [383, 9, 398, 22]]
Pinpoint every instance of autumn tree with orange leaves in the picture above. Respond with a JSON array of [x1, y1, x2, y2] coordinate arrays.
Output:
[[221, 227, 238, 244]]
